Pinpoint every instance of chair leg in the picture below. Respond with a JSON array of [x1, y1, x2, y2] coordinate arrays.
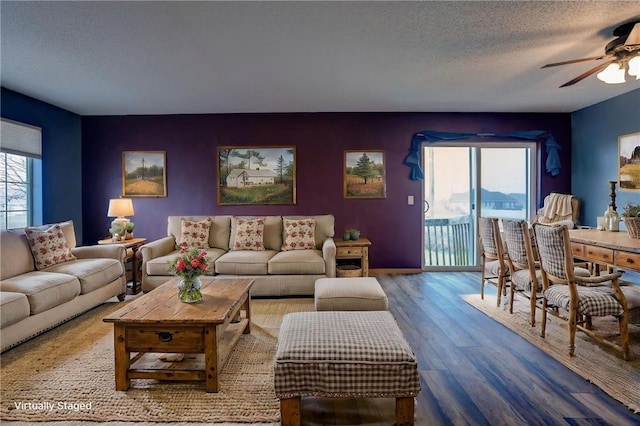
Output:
[[529, 295, 536, 327], [568, 308, 577, 357], [495, 276, 503, 307], [540, 299, 548, 338], [509, 282, 515, 314], [480, 259, 486, 300], [619, 314, 630, 361]]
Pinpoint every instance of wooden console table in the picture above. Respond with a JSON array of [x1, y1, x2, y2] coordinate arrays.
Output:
[[334, 237, 371, 277], [568, 229, 640, 273]]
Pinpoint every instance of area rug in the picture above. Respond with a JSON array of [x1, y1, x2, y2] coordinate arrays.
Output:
[[461, 293, 640, 413], [0, 298, 315, 423]]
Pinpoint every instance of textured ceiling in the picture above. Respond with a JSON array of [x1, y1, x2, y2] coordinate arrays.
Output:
[[2, 1, 640, 115]]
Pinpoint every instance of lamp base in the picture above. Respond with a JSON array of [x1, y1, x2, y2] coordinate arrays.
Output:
[[111, 217, 130, 229]]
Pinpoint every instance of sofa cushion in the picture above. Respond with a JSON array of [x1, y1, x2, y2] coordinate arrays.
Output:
[[0, 272, 80, 314], [229, 216, 282, 251], [1, 229, 36, 280], [180, 218, 212, 249], [44, 258, 123, 294], [268, 250, 326, 275], [146, 248, 224, 276], [283, 215, 334, 249], [231, 217, 265, 251], [25, 224, 77, 270], [0, 291, 30, 328], [168, 216, 232, 250], [282, 218, 316, 251], [215, 250, 277, 275]]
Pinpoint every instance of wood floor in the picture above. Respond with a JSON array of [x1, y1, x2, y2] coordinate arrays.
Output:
[[299, 272, 640, 426]]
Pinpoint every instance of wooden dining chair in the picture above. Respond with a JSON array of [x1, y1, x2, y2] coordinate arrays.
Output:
[[478, 217, 509, 307], [532, 223, 630, 360]]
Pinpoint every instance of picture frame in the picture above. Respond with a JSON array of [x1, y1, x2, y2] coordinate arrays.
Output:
[[122, 151, 167, 197], [344, 150, 386, 199], [217, 146, 296, 205], [618, 131, 640, 191]]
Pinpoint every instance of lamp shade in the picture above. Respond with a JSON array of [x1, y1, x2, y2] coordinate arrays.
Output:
[[107, 198, 134, 218], [628, 56, 640, 79], [596, 63, 626, 84]]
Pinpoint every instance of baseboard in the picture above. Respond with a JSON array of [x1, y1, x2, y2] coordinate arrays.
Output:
[[369, 268, 422, 276]]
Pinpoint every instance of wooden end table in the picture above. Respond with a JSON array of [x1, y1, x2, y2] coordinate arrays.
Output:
[[98, 237, 147, 294], [334, 237, 371, 277], [103, 277, 254, 392]]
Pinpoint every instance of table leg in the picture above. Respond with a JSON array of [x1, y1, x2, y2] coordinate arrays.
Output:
[[113, 324, 130, 390], [243, 293, 252, 334], [204, 324, 219, 392]]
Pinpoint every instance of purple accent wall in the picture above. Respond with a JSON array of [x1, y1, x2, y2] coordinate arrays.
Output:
[[82, 112, 571, 268]]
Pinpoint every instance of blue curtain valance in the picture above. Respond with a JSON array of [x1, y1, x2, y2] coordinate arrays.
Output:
[[402, 130, 562, 181]]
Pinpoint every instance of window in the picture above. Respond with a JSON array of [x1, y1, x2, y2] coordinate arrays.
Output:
[[0, 118, 42, 229]]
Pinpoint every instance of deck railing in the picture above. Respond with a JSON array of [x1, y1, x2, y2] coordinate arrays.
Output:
[[424, 215, 473, 266]]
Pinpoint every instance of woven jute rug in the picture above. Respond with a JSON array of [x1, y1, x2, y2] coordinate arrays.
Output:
[[0, 298, 315, 423], [462, 293, 640, 413]]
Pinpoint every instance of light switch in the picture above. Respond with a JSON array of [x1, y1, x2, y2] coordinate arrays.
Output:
[[408, 195, 414, 205]]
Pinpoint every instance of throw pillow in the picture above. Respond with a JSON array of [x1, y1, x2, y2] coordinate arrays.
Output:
[[180, 218, 212, 249], [282, 218, 316, 250], [232, 217, 265, 251], [25, 224, 76, 270]]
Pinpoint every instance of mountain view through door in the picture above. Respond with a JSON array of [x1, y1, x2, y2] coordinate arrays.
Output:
[[423, 144, 535, 269]]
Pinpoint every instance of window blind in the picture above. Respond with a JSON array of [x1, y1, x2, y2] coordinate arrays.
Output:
[[0, 118, 42, 159]]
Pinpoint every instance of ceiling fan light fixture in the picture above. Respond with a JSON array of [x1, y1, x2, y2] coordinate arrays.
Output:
[[628, 56, 640, 79], [596, 63, 626, 84]]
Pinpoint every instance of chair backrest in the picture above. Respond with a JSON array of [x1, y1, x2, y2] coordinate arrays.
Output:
[[503, 219, 529, 268], [537, 193, 580, 225], [479, 217, 504, 260], [532, 223, 574, 283]]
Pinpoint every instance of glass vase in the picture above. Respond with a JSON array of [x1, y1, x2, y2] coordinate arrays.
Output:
[[177, 275, 203, 303]]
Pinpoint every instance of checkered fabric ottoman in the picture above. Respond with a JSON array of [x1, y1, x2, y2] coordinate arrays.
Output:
[[314, 277, 388, 311], [274, 311, 420, 426]]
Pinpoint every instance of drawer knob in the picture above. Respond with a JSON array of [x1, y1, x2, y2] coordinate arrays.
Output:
[[158, 332, 173, 342]]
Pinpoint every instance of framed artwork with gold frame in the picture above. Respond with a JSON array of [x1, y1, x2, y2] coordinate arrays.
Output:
[[618, 131, 640, 191], [343, 150, 386, 199], [122, 151, 167, 197], [217, 146, 296, 205]]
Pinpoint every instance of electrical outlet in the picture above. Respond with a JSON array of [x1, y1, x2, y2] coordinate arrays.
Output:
[[408, 195, 414, 205]]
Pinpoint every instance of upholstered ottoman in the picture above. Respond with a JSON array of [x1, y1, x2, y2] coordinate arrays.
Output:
[[314, 277, 388, 311], [274, 311, 420, 425]]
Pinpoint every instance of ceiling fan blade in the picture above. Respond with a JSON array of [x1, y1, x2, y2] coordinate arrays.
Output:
[[624, 22, 640, 47], [541, 56, 605, 68], [559, 60, 615, 87]]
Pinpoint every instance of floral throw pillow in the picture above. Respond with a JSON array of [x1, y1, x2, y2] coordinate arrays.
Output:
[[25, 224, 76, 270], [282, 218, 316, 251], [232, 217, 265, 251], [180, 218, 212, 249]]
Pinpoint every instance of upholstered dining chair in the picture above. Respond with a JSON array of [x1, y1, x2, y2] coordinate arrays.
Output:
[[503, 220, 592, 327], [532, 223, 630, 360], [479, 217, 509, 307]]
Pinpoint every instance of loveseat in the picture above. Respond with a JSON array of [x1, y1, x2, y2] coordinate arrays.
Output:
[[140, 215, 336, 296], [0, 221, 127, 352]]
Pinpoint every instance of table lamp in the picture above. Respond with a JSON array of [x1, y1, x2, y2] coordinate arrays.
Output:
[[107, 198, 134, 229]]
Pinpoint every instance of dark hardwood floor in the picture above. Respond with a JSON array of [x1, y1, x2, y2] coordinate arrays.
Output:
[[301, 272, 640, 426]]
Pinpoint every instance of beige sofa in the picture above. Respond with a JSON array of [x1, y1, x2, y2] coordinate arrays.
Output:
[[0, 221, 126, 352], [140, 215, 336, 296]]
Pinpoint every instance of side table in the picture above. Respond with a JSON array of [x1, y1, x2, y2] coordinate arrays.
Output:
[[98, 237, 147, 294], [334, 237, 371, 277]]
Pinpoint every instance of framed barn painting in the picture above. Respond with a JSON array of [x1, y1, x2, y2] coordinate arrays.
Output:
[[217, 146, 296, 205], [344, 150, 386, 199], [122, 151, 167, 197], [619, 131, 640, 191]]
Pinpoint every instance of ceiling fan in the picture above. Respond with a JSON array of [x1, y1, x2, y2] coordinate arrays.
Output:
[[542, 19, 640, 87]]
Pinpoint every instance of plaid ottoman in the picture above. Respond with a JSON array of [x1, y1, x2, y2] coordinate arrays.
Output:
[[274, 311, 420, 426], [314, 277, 388, 311]]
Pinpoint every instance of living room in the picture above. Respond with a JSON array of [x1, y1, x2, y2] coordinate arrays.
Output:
[[2, 2, 640, 425]]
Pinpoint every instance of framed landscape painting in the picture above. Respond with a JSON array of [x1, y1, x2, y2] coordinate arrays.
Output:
[[618, 131, 640, 191], [217, 146, 296, 205], [122, 151, 167, 197], [344, 150, 386, 199]]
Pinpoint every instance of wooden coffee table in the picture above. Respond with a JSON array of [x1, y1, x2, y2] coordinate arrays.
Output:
[[103, 277, 254, 392]]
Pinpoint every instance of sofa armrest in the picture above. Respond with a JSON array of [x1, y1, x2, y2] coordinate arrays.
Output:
[[71, 245, 126, 261], [322, 238, 336, 278], [139, 236, 176, 262]]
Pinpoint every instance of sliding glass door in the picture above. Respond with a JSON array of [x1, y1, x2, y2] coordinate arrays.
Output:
[[422, 143, 536, 270]]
